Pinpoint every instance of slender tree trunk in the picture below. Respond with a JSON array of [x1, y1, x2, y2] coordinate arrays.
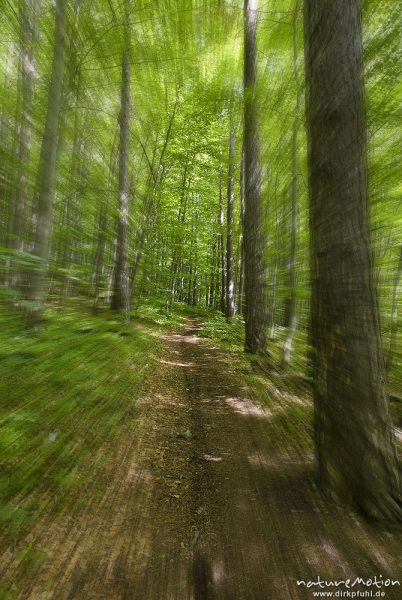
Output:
[[130, 96, 178, 300], [10, 0, 38, 287], [226, 124, 235, 318], [269, 252, 279, 339], [62, 100, 84, 298], [282, 3, 300, 365], [209, 240, 216, 307], [305, 0, 402, 523], [237, 149, 245, 314], [243, 0, 266, 352], [0, 72, 11, 251], [219, 174, 226, 313], [169, 161, 190, 308], [28, 0, 67, 319], [192, 199, 199, 306], [215, 234, 222, 310], [111, 11, 131, 317], [92, 198, 108, 308]]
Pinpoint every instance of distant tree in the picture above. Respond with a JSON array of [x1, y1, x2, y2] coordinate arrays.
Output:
[[304, 0, 402, 523]]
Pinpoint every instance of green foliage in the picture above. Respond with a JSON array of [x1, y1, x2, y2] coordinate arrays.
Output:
[[199, 311, 245, 351]]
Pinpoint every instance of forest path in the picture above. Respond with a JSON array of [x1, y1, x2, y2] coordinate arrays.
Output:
[[3, 318, 401, 599]]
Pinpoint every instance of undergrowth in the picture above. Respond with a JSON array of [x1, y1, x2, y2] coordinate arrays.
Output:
[[0, 304, 156, 544]]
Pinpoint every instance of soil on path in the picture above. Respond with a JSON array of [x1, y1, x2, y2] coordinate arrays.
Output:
[[1, 318, 401, 599]]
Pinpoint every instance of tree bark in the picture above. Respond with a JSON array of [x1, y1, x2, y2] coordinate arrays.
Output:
[[243, 0, 266, 352], [237, 149, 245, 315], [387, 245, 402, 373], [11, 0, 38, 273], [304, 0, 402, 523], [92, 198, 108, 309], [219, 173, 227, 314], [282, 2, 300, 365], [226, 124, 236, 318], [111, 10, 131, 317], [28, 0, 67, 318]]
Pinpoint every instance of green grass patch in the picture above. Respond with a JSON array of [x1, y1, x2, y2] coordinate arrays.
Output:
[[0, 304, 156, 544]]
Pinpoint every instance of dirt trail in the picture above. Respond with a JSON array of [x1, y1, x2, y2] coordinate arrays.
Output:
[[1, 318, 401, 599]]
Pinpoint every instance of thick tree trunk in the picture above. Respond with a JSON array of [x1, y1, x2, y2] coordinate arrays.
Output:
[[243, 0, 266, 352], [225, 124, 235, 318], [111, 34, 131, 316], [28, 0, 67, 318], [305, 0, 402, 523]]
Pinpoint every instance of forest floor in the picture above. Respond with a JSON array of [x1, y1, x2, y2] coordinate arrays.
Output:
[[0, 315, 401, 599]]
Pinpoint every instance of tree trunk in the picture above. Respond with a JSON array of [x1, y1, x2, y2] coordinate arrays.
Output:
[[219, 174, 226, 313], [304, 0, 402, 523], [237, 149, 245, 314], [282, 3, 300, 365], [387, 245, 402, 372], [111, 16, 131, 318], [28, 0, 67, 319], [243, 0, 266, 352], [168, 159, 190, 308], [92, 198, 108, 309], [130, 95, 178, 300], [10, 0, 38, 284], [225, 124, 235, 318], [209, 240, 216, 307], [282, 187, 297, 364]]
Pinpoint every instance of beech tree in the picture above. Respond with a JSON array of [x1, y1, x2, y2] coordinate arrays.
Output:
[[28, 0, 67, 320], [304, 0, 402, 523], [10, 0, 38, 287], [243, 0, 267, 353], [225, 122, 235, 318], [111, 0, 131, 317]]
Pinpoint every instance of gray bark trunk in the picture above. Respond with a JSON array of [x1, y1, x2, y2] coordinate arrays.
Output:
[[219, 173, 227, 314], [226, 124, 235, 318], [243, 0, 267, 352], [304, 0, 402, 523], [28, 0, 67, 318], [11, 0, 38, 266], [282, 2, 300, 365], [111, 34, 131, 317], [237, 149, 245, 314]]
